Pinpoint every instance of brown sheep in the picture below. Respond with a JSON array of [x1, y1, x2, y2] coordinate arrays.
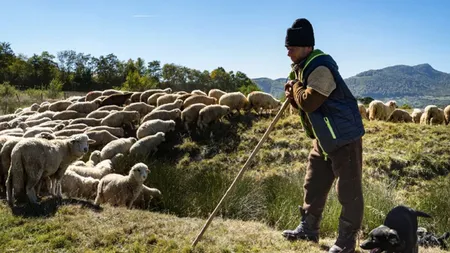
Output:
[[444, 105, 450, 125], [387, 109, 413, 123]]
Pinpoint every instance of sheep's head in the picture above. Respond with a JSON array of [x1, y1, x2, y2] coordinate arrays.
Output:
[[130, 162, 150, 182], [70, 134, 96, 156], [155, 132, 166, 142], [35, 132, 56, 140], [163, 88, 172, 93], [221, 105, 231, 114], [174, 99, 184, 108], [387, 101, 397, 109]]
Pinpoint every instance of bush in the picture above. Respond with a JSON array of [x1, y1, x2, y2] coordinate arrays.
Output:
[[47, 79, 63, 99]]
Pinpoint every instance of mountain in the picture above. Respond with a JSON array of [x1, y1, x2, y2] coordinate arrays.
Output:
[[251, 77, 286, 99], [252, 63, 450, 107]]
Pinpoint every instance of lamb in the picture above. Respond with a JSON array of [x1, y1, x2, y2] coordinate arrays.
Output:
[[133, 185, 162, 209], [155, 99, 183, 111], [140, 109, 181, 124], [70, 118, 101, 127], [94, 163, 149, 209], [48, 100, 73, 111], [61, 170, 100, 200], [99, 92, 133, 107], [368, 100, 397, 121], [444, 105, 450, 125], [71, 150, 101, 167], [68, 156, 120, 179], [85, 91, 103, 101], [411, 108, 423, 124], [218, 92, 251, 114], [100, 137, 137, 160], [387, 109, 413, 123], [102, 89, 123, 96], [358, 104, 369, 120], [197, 105, 231, 129], [66, 100, 102, 114], [422, 105, 445, 125], [6, 134, 95, 205], [52, 110, 87, 120], [141, 89, 171, 103], [100, 111, 140, 128], [208, 88, 226, 101], [191, 89, 207, 96], [130, 92, 143, 103], [247, 91, 282, 115], [136, 119, 176, 139], [183, 95, 217, 108], [85, 130, 119, 147], [147, 92, 167, 105], [156, 94, 180, 107], [88, 126, 124, 137], [123, 102, 155, 118], [129, 132, 166, 158], [181, 103, 207, 130]]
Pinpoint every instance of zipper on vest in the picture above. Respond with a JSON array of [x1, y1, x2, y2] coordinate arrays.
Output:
[[323, 117, 337, 139]]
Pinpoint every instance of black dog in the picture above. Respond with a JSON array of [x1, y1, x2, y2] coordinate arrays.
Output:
[[417, 226, 450, 250], [360, 205, 431, 253]]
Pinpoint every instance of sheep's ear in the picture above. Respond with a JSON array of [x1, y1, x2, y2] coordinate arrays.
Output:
[[88, 139, 96, 144]]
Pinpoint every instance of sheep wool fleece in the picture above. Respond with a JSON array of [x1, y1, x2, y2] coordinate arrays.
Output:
[[289, 49, 365, 243]]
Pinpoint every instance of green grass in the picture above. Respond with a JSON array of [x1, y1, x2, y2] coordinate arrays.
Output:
[[1, 110, 450, 252]]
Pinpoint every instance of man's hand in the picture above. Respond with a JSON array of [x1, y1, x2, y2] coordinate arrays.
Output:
[[284, 79, 299, 100]]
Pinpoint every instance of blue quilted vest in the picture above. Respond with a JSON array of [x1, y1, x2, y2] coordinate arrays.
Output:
[[289, 49, 365, 158]]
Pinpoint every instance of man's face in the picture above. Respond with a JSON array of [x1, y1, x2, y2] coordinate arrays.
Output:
[[287, 46, 311, 63]]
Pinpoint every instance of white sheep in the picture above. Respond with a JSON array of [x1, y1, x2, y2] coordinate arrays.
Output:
[[208, 88, 226, 101], [140, 88, 171, 103], [140, 109, 181, 124], [68, 155, 121, 179], [52, 110, 87, 121], [0, 136, 22, 195], [155, 99, 183, 111], [129, 132, 166, 158], [0, 114, 17, 123], [197, 105, 231, 129], [156, 94, 180, 107], [70, 118, 101, 127], [37, 103, 50, 112], [22, 127, 54, 138], [102, 89, 123, 96], [100, 111, 140, 128], [183, 95, 217, 109], [54, 129, 87, 137], [87, 126, 124, 138], [66, 100, 102, 114], [85, 130, 119, 148], [247, 91, 282, 115], [61, 170, 100, 200], [411, 108, 423, 124], [358, 104, 369, 120], [94, 163, 149, 208], [445, 105, 450, 125], [133, 185, 162, 209], [123, 102, 155, 118], [191, 89, 207, 96], [87, 110, 114, 119], [147, 92, 168, 106], [48, 101, 73, 112], [0, 122, 11, 131], [85, 91, 103, 101], [181, 103, 207, 130], [218, 92, 251, 114], [63, 123, 89, 130], [21, 117, 53, 128], [6, 134, 95, 205], [100, 137, 137, 160], [130, 92, 143, 103], [136, 119, 176, 139], [96, 105, 123, 111], [368, 100, 397, 121], [26, 111, 57, 122], [422, 105, 445, 125], [71, 150, 102, 167]]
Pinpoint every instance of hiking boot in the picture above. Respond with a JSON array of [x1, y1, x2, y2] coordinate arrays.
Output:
[[282, 206, 320, 243], [329, 218, 359, 253]]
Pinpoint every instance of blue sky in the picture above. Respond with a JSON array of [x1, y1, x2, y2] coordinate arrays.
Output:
[[2, 0, 450, 79]]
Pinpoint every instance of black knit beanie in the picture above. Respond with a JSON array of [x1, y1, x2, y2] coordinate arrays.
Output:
[[285, 18, 315, 47]]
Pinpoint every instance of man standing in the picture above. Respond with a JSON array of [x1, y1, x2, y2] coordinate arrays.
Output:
[[282, 18, 365, 253]]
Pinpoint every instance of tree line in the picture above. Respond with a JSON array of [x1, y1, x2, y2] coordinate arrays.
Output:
[[0, 42, 260, 94]]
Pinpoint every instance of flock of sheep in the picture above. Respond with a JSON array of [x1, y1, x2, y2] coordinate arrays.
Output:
[[358, 100, 450, 125], [0, 88, 282, 210]]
